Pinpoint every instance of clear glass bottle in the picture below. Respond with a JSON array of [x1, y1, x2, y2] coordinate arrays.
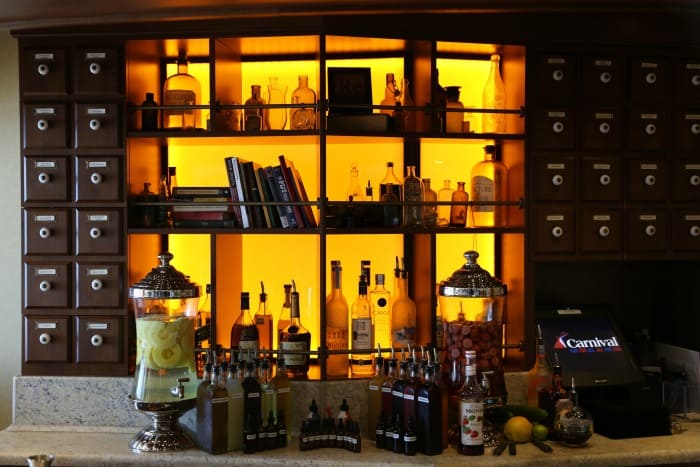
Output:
[[226, 360, 245, 451], [244, 84, 265, 132], [391, 261, 416, 348], [481, 54, 506, 134], [279, 281, 311, 378], [436, 179, 454, 227], [470, 144, 509, 227], [346, 162, 364, 201], [290, 74, 317, 130], [163, 51, 201, 130], [370, 273, 392, 349], [458, 350, 484, 456], [380, 73, 399, 116], [254, 282, 273, 352], [422, 178, 438, 227], [527, 325, 553, 406], [230, 292, 260, 354], [402, 165, 423, 226], [276, 283, 293, 351], [351, 274, 375, 376], [325, 260, 349, 377], [141, 92, 158, 131], [445, 86, 464, 133], [367, 351, 386, 441], [266, 76, 287, 130], [449, 181, 469, 227]]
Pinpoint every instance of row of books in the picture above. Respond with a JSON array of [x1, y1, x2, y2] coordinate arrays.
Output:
[[171, 186, 236, 227]]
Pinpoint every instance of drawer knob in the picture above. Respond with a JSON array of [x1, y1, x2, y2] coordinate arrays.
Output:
[[90, 334, 104, 347], [690, 174, 700, 187], [599, 121, 611, 134], [89, 227, 102, 239], [645, 174, 656, 186], [645, 123, 656, 135], [36, 119, 49, 131], [90, 279, 103, 291], [89, 62, 101, 75], [39, 280, 51, 292], [36, 63, 50, 76], [691, 123, 700, 135], [37, 172, 51, 184], [599, 174, 611, 186], [552, 121, 564, 134], [599, 71, 612, 84], [645, 224, 657, 237], [645, 72, 657, 84], [38, 333, 52, 345], [551, 174, 564, 186], [690, 225, 700, 237], [89, 119, 101, 131], [692, 74, 700, 87], [90, 172, 103, 184], [38, 227, 51, 239], [551, 226, 564, 238], [552, 69, 564, 82], [598, 225, 611, 238]]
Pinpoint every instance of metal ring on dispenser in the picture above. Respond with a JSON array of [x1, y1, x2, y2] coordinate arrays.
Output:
[[89, 62, 101, 75], [38, 333, 51, 345], [600, 71, 612, 84], [39, 280, 51, 292], [551, 174, 564, 186], [91, 279, 103, 291], [645, 174, 656, 186], [552, 69, 564, 82], [645, 224, 657, 237], [691, 123, 700, 135], [600, 174, 611, 186], [90, 334, 103, 347], [645, 72, 657, 84], [645, 123, 656, 135], [37, 172, 50, 184], [552, 121, 564, 134], [89, 119, 101, 131], [90, 172, 102, 184], [89, 227, 101, 239], [599, 121, 611, 134], [690, 174, 700, 187], [599, 225, 611, 237], [551, 226, 564, 238], [690, 225, 700, 237], [37, 63, 49, 76], [37, 119, 49, 131], [38, 227, 51, 239]]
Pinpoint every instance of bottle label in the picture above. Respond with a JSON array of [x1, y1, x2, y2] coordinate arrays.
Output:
[[404, 434, 417, 442], [351, 317, 372, 349], [278, 387, 290, 394], [247, 392, 260, 398], [472, 175, 495, 212], [239, 339, 259, 352], [404, 394, 415, 401], [212, 397, 228, 404], [459, 400, 484, 446], [376, 429, 384, 436], [392, 328, 416, 347], [230, 393, 243, 400], [417, 396, 429, 404], [326, 326, 348, 350], [280, 340, 308, 366], [246, 434, 257, 440], [369, 384, 379, 391], [165, 89, 196, 107], [392, 390, 404, 398]]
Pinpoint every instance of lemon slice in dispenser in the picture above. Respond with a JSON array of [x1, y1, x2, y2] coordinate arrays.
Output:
[[152, 342, 183, 369]]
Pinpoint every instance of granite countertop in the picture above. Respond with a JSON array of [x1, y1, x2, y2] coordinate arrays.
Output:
[[1, 421, 700, 466]]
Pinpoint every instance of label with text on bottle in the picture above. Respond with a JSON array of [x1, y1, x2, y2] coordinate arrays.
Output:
[[351, 318, 372, 349], [472, 176, 495, 213], [460, 401, 484, 446], [280, 339, 308, 366]]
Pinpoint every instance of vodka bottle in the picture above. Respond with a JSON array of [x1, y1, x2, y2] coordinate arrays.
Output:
[[350, 274, 374, 375], [391, 262, 416, 348], [370, 273, 392, 350]]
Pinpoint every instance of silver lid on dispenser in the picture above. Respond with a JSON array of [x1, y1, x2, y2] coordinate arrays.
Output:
[[128, 252, 200, 299], [438, 250, 506, 298]]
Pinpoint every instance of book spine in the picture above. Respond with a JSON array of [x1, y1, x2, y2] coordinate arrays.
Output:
[[231, 157, 251, 228], [255, 166, 279, 228], [277, 155, 306, 228], [272, 165, 299, 228], [264, 166, 290, 228], [241, 161, 265, 228], [224, 157, 247, 228]]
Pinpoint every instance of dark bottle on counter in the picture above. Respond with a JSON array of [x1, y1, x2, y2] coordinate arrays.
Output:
[[265, 410, 278, 449], [402, 359, 418, 436], [416, 363, 443, 455], [458, 350, 484, 456], [141, 92, 159, 131], [383, 414, 395, 451], [367, 349, 385, 441], [392, 358, 408, 432], [374, 414, 385, 449], [392, 411, 404, 453], [277, 411, 287, 448], [299, 419, 310, 451], [382, 351, 397, 425], [241, 360, 262, 442], [196, 364, 229, 454], [404, 416, 417, 456], [231, 292, 259, 354], [353, 420, 362, 453], [243, 413, 258, 453]]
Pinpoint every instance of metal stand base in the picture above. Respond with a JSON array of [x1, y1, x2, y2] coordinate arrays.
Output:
[[129, 397, 196, 453]]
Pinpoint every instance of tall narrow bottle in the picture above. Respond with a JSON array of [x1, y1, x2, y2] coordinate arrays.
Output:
[[254, 282, 273, 351], [458, 350, 484, 456], [481, 54, 506, 134], [403, 165, 423, 226], [370, 273, 392, 349], [391, 260, 417, 348], [231, 292, 259, 354], [402, 360, 418, 437], [527, 324, 552, 407], [226, 360, 245, 451], [470, 144, 509, 227], [351, 274, 374, 375], [326, 260, 349, 377], [272, 356, 292, 442], [266, 76, 287, 130], [163, 51, 201, 130], [279, 281, 311, 378], [416, 364, 443, 456], [259, 357, 277, 431], [242, 361, 262, 436], [392, 358, 408, 433], [276, 283, 293, 351], [381, 351, 397, 426], [196, 364, 229, 454], [367, 349, 385, 441]]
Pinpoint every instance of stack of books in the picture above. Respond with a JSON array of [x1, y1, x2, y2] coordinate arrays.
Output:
[[171, 186, 235, 227]]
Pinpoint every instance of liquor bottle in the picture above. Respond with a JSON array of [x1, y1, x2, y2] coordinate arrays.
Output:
[[156, 174, 170, 227], [381, 350, 397, 427], [370, 273, 392, 349], [380, 72, 399, 116], [403, 416, 418, 456], [167, 166, 177, 196], [416, 363, 443, 455], [243, 413, 258, 454], [403, 165, 423, 226], [374, 414, 385, 448], [527, 324, 552, 407], [325, 260, 349, 377], [458, 350, 484, 456], [254, 282, 273, 351], [402, 360, 418, 436], [276, 283, 293, 351], [391, 411, 404, 453], [383, 412, 395, 451], [346, 162, 364, 201], [449, 181, 469, 227], [277, 410, 288, 448], [259, 357, 277, 432], [391, 259, 417, 348], [351, 274, 374, 375], [272, 355, 291, 442], [279, 281, 311, 378], [379, 161, 403, 203], [539, 351, 567, 431], [422, 178, 438, 227], [381, 184, 401, 227], [230, 292, 260, 354], [266, 76, 287, 130], [241, 360, 262, 439], [367, 348, 385, 441], [265, 410, 278, 449], [436, 179, 454, 227], [432, 349, 449, 450], [361, 260, 371, 288], [141, 92, 158, 131], [197, 360, 213, 404], [290, 74, 316, 130], [392, 357, 408, 433], [163, 51, 201, 130], [244, 84, 265, 131], [481, 54, 506, 134], [470, 144, 509, 227], [225, 360, 245, 451], [196, 364, 229, 454]]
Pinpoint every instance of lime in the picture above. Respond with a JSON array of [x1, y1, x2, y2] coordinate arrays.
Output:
[[532, 423, 549, 441]]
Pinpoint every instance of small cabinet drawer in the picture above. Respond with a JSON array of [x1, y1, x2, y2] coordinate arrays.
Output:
[[671, 210, 700, 251], [531, 108, 575, 149], [670, 161, 700, 201], [581, 108, 622, 150], [532, 155, 576, 201], [23, 104, 69, 150], [75, 316, 122, 363], [24, 316, 70, 363], [75, 209, 122, 255], [532, 206, 576, 254], [672, 111, 700, 152], [19, 48, 67, 96], [580, 208, 622, 253], [532, 54, 576, 103], [24, 262, 70, 308], [580, 157, 622, 201], [582, 56, 624, 103], [627, 108, 666, 151], [629, 58, 667, 102], [674, 59, 700, 104], [23, 208, 70, 255], [23, 156, 69, 202], [75, 262, 123, 308], [625, 209, 667, 252], [73, 48, 121, 96], [74, 104, 121, 149], [627, 160, 667, 201], [75, 156, 121, 202]]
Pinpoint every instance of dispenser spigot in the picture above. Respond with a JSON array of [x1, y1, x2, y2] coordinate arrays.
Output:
[[170, 377, 190, 399]]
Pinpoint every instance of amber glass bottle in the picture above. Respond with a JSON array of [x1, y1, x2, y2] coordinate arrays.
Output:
[[325, 260, 349, 377], [279, 282, 311, 378], [230, 292, 259, 354]]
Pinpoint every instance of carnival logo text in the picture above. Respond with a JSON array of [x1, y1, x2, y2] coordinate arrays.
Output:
[[553, 331, 622, 353]]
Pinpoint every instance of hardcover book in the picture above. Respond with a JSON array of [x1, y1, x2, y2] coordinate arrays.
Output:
[[224, 156, 250, 228]]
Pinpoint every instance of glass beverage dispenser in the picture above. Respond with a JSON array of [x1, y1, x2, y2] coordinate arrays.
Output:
[[438, 250, 507, 404], [128, 252, 200, 452]]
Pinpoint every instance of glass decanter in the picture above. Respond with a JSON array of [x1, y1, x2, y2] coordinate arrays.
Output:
[[290, 74, 316, 130]]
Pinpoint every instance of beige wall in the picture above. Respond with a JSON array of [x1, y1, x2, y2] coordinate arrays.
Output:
[[0, 30, 21, 429]]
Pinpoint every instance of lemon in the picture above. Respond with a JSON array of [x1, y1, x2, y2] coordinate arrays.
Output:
[[532, 423, 549, 441], [503, 415, 533, 443]]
